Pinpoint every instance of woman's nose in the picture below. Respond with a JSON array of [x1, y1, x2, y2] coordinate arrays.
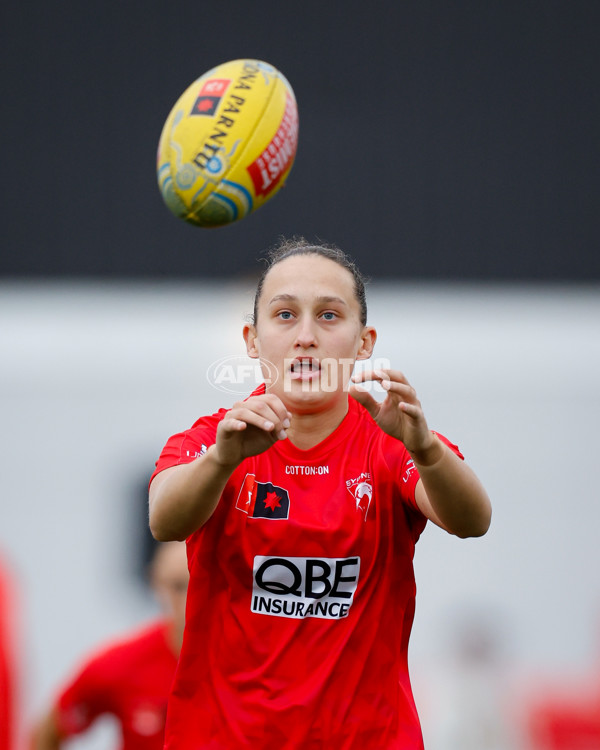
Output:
[[294, 317, 317, 348]]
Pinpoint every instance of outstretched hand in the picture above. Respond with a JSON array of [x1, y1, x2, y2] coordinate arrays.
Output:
[[214, 393, 291, 468], [349, 369, 437, 458]]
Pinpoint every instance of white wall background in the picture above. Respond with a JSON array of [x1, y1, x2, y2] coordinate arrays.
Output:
[[1, 281, 599, 746]]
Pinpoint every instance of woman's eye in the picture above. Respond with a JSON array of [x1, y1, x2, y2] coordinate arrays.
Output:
[[278, 311, 293, 320], [321, 311, 337, 321]]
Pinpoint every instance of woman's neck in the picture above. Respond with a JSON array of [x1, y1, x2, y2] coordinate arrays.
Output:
[[165, 619, 184, 657], [286, 399, 349, 450]]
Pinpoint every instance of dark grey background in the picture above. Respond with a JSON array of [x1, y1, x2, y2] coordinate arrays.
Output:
[[2, 0, 598, 280]]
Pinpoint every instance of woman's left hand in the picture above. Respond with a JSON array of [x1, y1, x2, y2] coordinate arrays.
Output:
[[349, 369, 437, 458]]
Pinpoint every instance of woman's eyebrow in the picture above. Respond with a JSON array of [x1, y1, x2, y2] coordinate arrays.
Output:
[[268, 294, 347, 306]]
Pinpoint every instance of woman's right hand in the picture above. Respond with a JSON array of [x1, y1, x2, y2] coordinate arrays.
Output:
[[213, 394, 291, 468]]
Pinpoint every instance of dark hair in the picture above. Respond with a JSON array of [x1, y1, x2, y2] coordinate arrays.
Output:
[[252, 237, 368, 325]]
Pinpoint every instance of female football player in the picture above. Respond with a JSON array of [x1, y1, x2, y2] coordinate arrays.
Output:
[[149, 237, 491, 749]]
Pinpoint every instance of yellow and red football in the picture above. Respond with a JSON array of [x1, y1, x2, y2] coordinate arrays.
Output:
[[157, 59, 298, 228]]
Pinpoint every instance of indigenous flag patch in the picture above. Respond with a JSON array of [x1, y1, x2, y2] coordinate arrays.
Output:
[[236, 474, 290, 519], [190, 78, 231, 116]]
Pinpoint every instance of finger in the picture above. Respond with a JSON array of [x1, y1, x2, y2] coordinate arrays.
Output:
[[380, 380, 419, 405], [232, 399, 285, 428], [227, 406, 280, 433], [350, 370, 391, 397], [352, 369, 412, 386], [246, 395, 290, 429], [380, 369, 411, 385], [229, 404, 290, 441], [255, 396, 292, 432], [220, 417, 246, 431], [398, 401, 423, 419], [348, 383, 381, 417], [351, 369, 381, 385]]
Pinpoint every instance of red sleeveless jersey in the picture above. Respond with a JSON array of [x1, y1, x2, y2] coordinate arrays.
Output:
[[152, 392, 462, 749]]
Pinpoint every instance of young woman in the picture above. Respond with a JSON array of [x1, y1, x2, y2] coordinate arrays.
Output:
[[149, 238, 492, 749], [30, 542, 189, 750]]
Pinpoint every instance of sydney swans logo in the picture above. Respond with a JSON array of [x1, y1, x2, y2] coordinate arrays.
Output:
[[346, 473, 373, 521]]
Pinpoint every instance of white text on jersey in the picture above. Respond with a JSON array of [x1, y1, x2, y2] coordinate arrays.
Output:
[[252, 555, 360, 620], [285, 465, 330, 475]]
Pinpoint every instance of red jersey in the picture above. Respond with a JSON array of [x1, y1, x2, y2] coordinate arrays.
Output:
[[0, 557, 19, 750], [527, 689, 600, 749], [54, 621, 178, 750], [152, 391, 463, 750]]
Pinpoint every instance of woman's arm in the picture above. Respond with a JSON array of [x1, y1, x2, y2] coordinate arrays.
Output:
[[350, 369, 491, 538], [411, 434, 491, 537], [30, 709, 64, 750], [149, 448, 237, 541], [149, 394, 291, 541]]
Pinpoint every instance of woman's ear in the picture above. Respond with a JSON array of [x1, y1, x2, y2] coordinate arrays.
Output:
[[243, 323, 259, 358], [356, 326, 377, 361]]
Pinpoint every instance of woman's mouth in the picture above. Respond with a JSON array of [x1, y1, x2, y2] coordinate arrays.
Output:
[[288, 357, 321, 380]]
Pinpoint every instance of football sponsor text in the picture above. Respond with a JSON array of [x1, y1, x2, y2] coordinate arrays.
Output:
[[247, 92, 299, 196], [192, 61, 262, 171], [285, 465, 329, 475], [252, 555, 360, 620]]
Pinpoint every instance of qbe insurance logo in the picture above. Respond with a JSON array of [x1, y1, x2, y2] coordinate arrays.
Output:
[[251, 555, 360, 620], [206, 356, 278, 395]]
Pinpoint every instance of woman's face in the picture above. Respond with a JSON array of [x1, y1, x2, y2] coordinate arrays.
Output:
[[150, 542, 189, 637], [244, 254, 375, 412]]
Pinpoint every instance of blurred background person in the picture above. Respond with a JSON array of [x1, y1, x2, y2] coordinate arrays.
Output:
[[1, 552, 22, 750], [526, 692, 600, 750], [415, 608, 524, 749], [523, 623, 600, 750], [29, 542, 188, 750]]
